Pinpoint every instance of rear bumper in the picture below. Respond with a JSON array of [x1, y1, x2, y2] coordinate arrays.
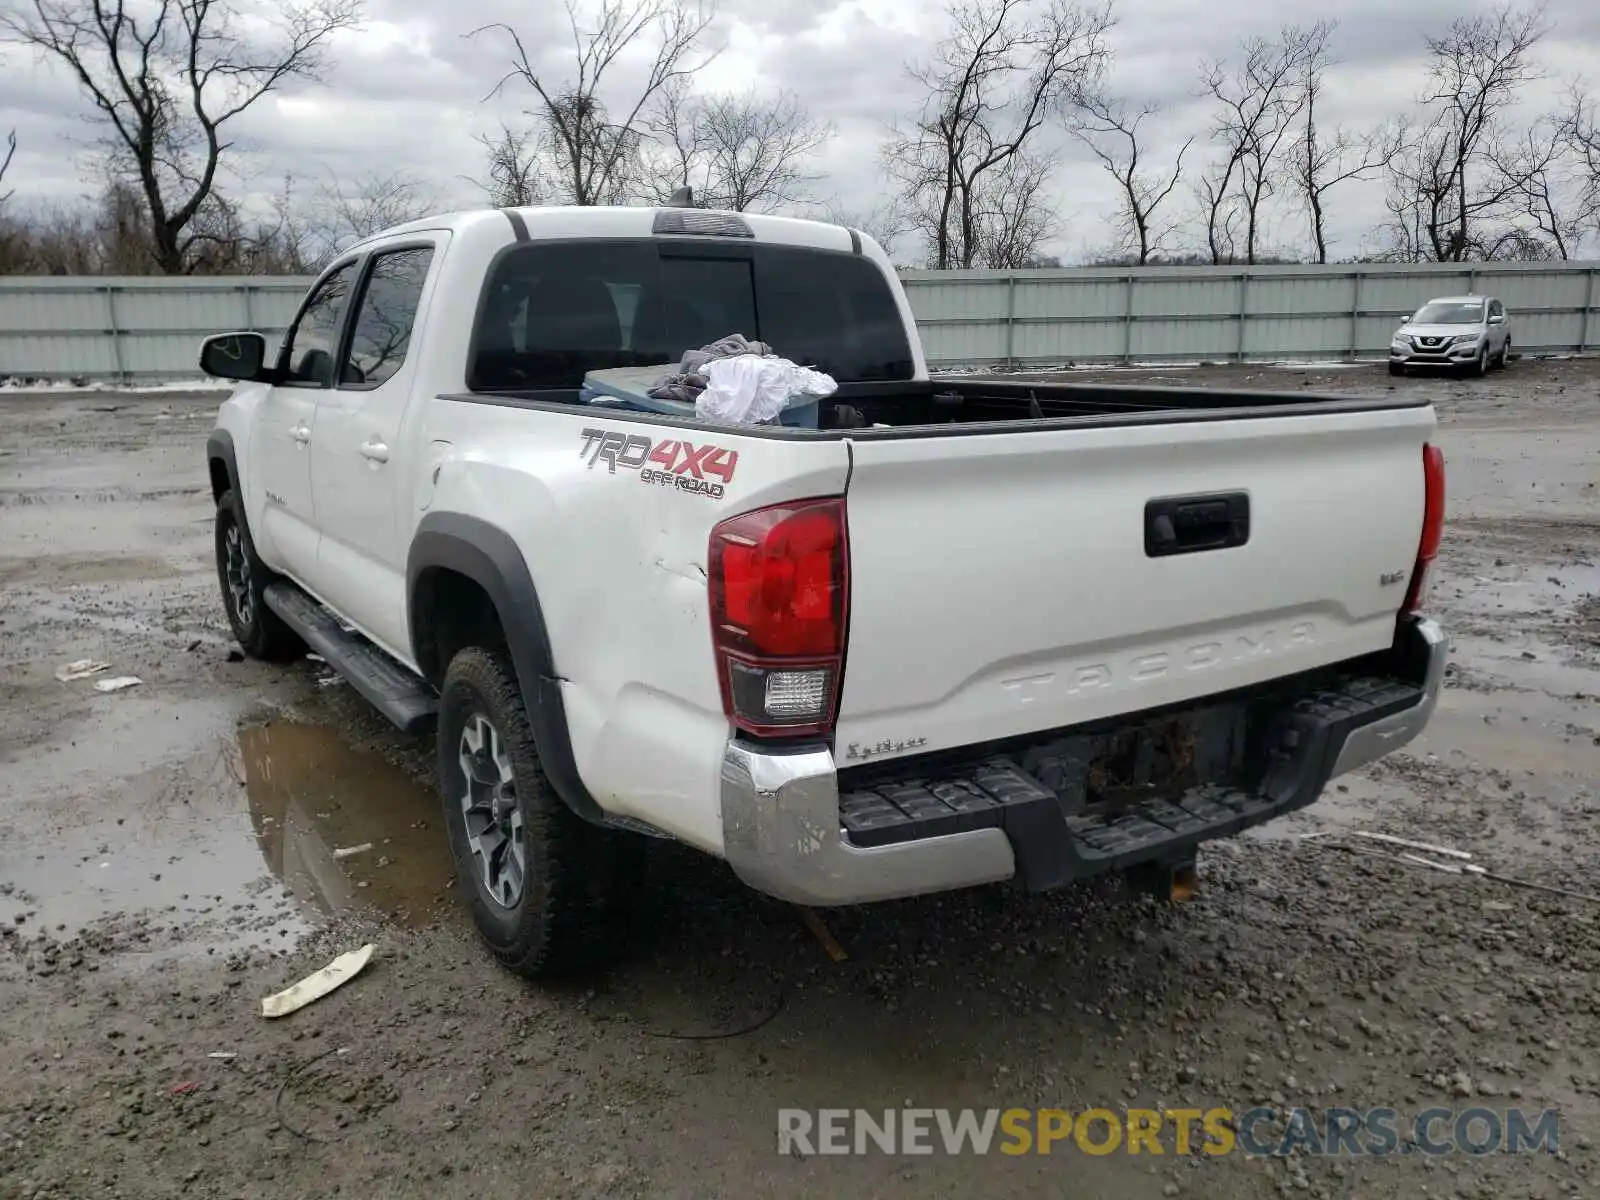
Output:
[[1327, 617, 1448, 775], [719, 745, 1020, 906], [719, 616, 1449, 907]]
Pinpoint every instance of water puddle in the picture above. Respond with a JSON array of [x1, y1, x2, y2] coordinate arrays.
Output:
[[0, 719, 455, 963], [1252, 641, 1600, 844], [238, 720, 452, 928], [1415, 688, 1600, 776]]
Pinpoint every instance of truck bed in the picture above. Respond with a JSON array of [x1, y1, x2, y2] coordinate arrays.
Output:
[[461, 376, 1427, 436], [451, 370, 1436, 778], [815, 377, 1427, 432]]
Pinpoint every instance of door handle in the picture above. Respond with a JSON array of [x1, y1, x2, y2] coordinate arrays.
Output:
[[359, 439, 389, 464], [291, 423, 311, 444], [1145, 492, 1250, 557]]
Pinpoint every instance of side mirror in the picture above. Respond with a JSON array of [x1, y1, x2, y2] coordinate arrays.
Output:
[[1488, 313, 1505, 325], [199, 332, 268, 382]]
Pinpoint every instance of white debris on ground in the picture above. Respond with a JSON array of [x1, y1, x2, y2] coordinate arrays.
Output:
[[54, 659, 111, 682], [260, 944, 376, 1019]]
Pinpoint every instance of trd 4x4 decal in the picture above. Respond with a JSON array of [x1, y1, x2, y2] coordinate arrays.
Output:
[[578, 428, 739, 500]]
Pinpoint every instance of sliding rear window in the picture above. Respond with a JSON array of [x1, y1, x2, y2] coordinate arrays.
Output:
[[466, 238, 914, 391]]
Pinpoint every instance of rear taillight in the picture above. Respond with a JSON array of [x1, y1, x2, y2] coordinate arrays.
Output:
[[1403, 442, 1446, 616], [708, 497, 848, 738]]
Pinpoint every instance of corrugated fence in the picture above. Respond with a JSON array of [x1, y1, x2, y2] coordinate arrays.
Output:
[[1, 261, 1597, 382], [903, 261, 1600, 369]]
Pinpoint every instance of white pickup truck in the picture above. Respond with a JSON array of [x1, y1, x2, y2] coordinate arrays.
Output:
[[201, 205, 1449, 979]]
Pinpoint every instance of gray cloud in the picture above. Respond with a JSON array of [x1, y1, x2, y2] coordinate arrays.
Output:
[[3, 0, 1597, 261]]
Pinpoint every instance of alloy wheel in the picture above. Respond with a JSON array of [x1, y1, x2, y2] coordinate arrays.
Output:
[[223, 523, 254, 628], [458, 713, 526, 909]]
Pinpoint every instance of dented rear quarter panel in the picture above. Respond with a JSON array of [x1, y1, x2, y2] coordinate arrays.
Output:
[[421, 399, 850, 852]]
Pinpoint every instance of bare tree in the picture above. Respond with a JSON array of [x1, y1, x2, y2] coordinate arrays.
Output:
[[1484, 115, 1585, 258], [475, 0, 719, 207], [238, 168, 435, 271], [0, 130, 15, 206], [1477, 84, 1600, 262], [883, 0, 1113, 269], [643, 82, 834, 211], [1379, 118, 1452, 261], [305, 169, 437, 259], [1562, 83, 1600, 179], [1387, 2, 1549, 260], [257, 174, 318, 273], [1192, 170, 1243, 264], [1197, 22, 1331, 265], [1069, 93, 1191, 265], [2, 0, 362, 274], [469, 123, 554, 209], [1555, 82, 1600, 250], [1291, 33, 1394, 263], [968, 149, 1058, 267], [0, 168, 343, 276], [812, 198, 914, 260], [641, 77, 703, 204]]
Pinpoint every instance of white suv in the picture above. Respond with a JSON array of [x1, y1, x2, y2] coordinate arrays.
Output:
[[1389, 295, 1512, 377]]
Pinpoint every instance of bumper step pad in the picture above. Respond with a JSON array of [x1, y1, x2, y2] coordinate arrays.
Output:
[[838, 671, 1425, 890]]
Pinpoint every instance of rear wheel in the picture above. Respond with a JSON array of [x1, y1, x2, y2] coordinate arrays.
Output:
[[214, 489, 303, 661], [437, 645, 642, 979]]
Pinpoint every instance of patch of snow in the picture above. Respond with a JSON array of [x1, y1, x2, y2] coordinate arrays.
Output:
[[1266, 360, 1369, 370], [0, 376, 231, 394]]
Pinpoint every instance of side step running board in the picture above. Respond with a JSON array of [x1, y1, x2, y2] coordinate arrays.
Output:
[[262, 582, 438, 734]]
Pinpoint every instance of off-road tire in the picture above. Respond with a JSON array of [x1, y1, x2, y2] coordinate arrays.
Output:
[[214, 489, 304, 662], [438, 645, 641, 979]]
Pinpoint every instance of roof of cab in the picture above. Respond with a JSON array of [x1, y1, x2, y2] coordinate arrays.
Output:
[[347, 204, 862, 257]]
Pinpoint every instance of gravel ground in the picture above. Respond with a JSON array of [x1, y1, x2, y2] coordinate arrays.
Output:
[[1, 359, 1597, 1200]]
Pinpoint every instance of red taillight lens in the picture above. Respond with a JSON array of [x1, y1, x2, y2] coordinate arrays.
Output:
[[709, 498, 848, 737], [1403, 442, 1446, 615]]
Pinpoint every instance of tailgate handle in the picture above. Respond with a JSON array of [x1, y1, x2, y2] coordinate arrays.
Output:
[[1145, 492, 1250, 557]]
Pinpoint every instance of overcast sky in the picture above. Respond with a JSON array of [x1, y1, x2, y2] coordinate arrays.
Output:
[[3, 0, 1598, 263]]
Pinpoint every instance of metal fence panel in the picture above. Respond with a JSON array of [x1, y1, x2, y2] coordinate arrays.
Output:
[[1, 263, 1596, 382], [904, 262, 1600, 368]]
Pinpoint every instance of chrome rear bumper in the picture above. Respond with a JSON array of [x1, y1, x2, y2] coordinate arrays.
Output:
[[1328, 617, 1448, 777], [719, 617, 1449, 907], [718, 744, 1017, 906]]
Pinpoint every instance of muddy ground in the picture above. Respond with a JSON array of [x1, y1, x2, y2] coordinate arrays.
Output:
[[1, 359, 1597, 1200]]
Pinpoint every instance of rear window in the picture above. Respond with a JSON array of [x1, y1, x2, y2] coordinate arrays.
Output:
[[467, 239, 914, 391]]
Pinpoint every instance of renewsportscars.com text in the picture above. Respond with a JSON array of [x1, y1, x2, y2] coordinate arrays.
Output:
[[777, 1106, 1561, 1158]]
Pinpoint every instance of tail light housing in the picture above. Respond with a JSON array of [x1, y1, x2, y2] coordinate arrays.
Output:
[[1403, 442, 1446, 616], [708, 497, 848, 738]]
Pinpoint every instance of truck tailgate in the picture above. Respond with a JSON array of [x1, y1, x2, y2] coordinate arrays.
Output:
[[833, 405, 1436, 762]]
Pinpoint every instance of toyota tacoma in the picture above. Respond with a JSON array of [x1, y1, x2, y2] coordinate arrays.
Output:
[[200, 204, 1450, 978]]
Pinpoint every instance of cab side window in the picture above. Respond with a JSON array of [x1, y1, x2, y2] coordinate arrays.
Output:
[[280, 261, 357, 387], [1490, 300, 1505, 320], [341, 246, 435, 388]]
